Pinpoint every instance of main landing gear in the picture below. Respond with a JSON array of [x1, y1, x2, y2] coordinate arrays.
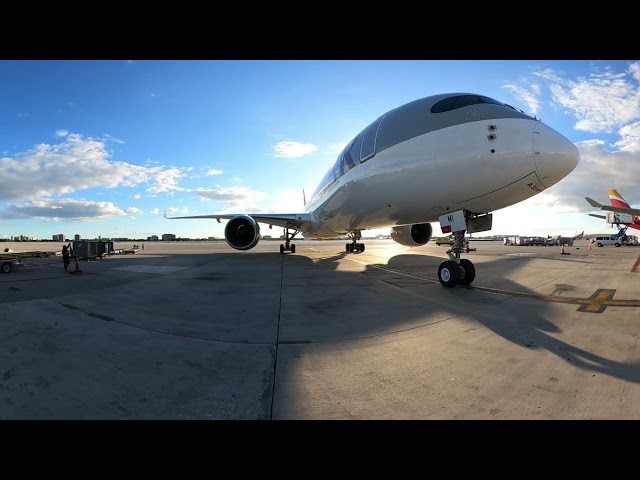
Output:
[[279, 227, 299, 254], [438, 231, 475, 288], [345, 231, 365, 253]]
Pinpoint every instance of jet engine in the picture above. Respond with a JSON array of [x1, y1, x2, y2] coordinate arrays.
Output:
[[390, 223, 433, 247], [224, 215, 260, 250]]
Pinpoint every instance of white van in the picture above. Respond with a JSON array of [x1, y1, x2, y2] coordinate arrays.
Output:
[[593, 235, 622, 247]]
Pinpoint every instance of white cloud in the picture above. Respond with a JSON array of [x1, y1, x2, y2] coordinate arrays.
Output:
[[614, 121, 640, 152], [102, 133, 124, 144], [133, 194, 141, 199], [0, 132, 193, 203], [55, 129, 69, 137], [535, 139, 640, 214], [533, 63, 640, 133], [206, 169, 223, 176], [272, 141, 318, 158], [194, 185, 266, 212], [0, 198, 126, 221], [501, 82, 542, 115], [125, 207, 144, 214]]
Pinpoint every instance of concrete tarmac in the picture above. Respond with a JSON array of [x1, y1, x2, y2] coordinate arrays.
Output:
[[0, 238, 639, 419]]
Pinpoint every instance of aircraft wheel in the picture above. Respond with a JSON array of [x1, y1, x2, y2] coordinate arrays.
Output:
[[458, 259, 475, 285], [360, 243, 365, 252], [438, 260, 460, 288], [291, 244, 296, 254], [279, 244, 285, 254], [348, 244, 354, 253], [1, 261, 11, 274], [346, 243, 350, 252]]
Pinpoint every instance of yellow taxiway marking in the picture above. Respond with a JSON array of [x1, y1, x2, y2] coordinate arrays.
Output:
[[471, 286, 634, 314], [363, 265, 640, 314], [312, 248, 640, 314]]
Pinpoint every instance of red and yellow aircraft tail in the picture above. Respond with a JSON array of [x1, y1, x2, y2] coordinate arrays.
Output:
[[608, 189, 640, 228]]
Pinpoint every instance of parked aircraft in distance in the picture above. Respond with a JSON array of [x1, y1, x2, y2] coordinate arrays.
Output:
[[586, 189, 640, 238], [166, 93, 579, 287]]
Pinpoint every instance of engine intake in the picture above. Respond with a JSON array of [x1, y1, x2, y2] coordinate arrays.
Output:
[[390, 223, 433, 247], [224, 215, 260, 250]]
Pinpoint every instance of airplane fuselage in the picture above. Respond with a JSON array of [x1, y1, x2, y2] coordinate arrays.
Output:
[[301, 94, 578, 238]]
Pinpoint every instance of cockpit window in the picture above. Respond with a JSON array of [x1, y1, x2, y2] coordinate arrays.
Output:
[[431, 95, 505, 113]]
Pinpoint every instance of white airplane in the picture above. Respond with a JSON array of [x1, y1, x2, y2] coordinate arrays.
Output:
[[165, 92, 579, 287]]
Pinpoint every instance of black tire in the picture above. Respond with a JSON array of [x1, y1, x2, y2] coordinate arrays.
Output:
[[438, 260, 460, 288], [615, 243, 621, 247], [279, 244, 284, 254], [291, 244, 296, 254], [458, 259, 476, 285], [346, 243, 350, 252], [597, 243, 603, 247], [1, 262, 11, 274], [360, 243, 365, 253]]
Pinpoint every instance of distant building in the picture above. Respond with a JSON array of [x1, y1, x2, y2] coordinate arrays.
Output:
[[147, 235, 159, 241], [74, 234, 81, 241], [53, 234, 65, 241], [14, 235, 36, 241], [162, 234, 176, 241]]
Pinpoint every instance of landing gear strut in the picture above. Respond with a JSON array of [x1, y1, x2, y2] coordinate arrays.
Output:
[[438, 212, 476, 288], [279, 228, 298, 254], [345, 231, 365, 253]]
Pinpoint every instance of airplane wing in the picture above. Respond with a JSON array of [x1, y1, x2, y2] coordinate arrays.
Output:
[[585, 197, 640, 216], [164, 211, 315, 231]]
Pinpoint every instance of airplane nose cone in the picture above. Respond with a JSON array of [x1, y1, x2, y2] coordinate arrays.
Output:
[[533, 122, 579, 188]]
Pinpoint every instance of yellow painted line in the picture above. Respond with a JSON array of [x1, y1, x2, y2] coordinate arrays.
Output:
[[632, 255, 640, 273], [311, 247, 640, 313], [369, 266, 640, 314], [460, 286, 638, 313]]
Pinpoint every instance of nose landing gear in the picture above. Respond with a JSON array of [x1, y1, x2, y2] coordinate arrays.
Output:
[[437, 210, 482, 288]]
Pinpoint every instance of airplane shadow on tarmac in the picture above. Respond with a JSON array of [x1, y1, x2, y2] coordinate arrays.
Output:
[[1, 243, 638, 419], [279, 247, 640, 385]]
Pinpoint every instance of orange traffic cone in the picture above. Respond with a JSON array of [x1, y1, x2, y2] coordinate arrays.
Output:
[[70, 250, 82, 274], [71, 259, 82, 274]]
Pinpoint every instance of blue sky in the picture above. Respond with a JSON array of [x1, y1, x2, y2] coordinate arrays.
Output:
[[1, 59, 639, 241]]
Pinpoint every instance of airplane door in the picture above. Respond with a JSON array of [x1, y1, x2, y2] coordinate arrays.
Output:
[[360, 114, 386, 163]]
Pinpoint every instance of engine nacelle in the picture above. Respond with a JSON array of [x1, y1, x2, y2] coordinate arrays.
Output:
[[390, 223, 433, 247], [224, 215, 260, 250]]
